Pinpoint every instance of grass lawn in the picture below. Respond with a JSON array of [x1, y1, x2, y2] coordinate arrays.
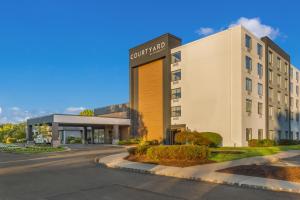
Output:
[[209, 145, 300, 162], [0, 144, 65, 154]]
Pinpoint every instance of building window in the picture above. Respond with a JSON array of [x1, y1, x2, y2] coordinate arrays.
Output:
[[285, 95, 288, 106], [245, 34, 252, 49], [246, 78, 252, 92], [278, 107, 281, 120], [284, 79, 288, 90], [291, 111, 294, 120], [245, 56, 252, 71], [171, 51, 181, 64], [257, 63, 263, 79], [258, 102, 263, 115], [297, 113, 300, 122], [277, 74, 281, 87], [297, 72, 299, 82], [257, 43, 263, 58], [285, 109, 289, 121], [277, 91, 281, 103], [290, 67, 294, 79], [269, 51, 273, 64], [296, 99, 299, 109], [171, 106, 181, 117], [269, 87, 273, 102], [286, 131, 289, 140], [258, 83, 263, 96], [246, 128, 252, 141], [258, 129, 263, 140], [290, 83, 294, 94], [246, 99, 252, 113], [285, 63, 289, 74], [291, 97, 294, 108], [269, 69, 273, 82], [297, 85, 299, 97], [278, 131, 282, 140], [297, 132, 299, 140], [290, 132, 293, 140], [269, 106, 274, 119], [171, 70, 181, 81], [171, 88, 181, 99], [277, 57, 281, 71]]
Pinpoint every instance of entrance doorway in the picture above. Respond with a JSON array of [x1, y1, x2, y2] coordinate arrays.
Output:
[[93, 129, 105, 144]]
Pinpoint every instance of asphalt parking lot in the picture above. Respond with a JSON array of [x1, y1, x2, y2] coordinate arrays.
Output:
[[0, 145, 300, 200]]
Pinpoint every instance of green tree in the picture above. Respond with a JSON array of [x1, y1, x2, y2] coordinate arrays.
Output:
[[34, 124, 51, 138], [79, 109, 94, 116]]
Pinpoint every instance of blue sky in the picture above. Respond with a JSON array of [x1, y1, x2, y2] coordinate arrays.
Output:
[[0, 0, 299, 123]]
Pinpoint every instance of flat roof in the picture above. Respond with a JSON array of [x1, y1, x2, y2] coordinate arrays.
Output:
[[27, 114, 130, 126]]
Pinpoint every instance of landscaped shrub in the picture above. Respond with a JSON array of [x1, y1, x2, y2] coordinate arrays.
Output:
[[146, 145, 210, 161], [118, 138, 141, 145], [127, 144, 151, 155], [5, 137, 17, 144], [277, 140, 300, 146], [66, 136, 81, 144], [200, 132, 223, 147], [248, 139, 276, 147], [175, 131, 211, 146]]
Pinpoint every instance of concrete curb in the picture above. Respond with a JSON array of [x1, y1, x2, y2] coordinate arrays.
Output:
[[96, 151, 300, 194]]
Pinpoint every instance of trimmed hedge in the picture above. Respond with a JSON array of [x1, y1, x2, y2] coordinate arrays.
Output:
[[146, 145, 210, 161], [175, 131, 222, 147], [200, 132, 222, 147], [175, 131, 210, 146], [277, 140, 300, 146], [248, 139, 276, 147], [118, 138, 140, 145], [5, 137, 17, 144]]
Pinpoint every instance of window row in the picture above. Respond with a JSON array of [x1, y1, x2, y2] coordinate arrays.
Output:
[[268, 106, 290, 121], [268, 51, 289, 74], [245, 56, 263, 78], [245, 78, 263, 96], [290, 83, 300, 96], [268, 69, 289, 89], [245, 128, 264, 141], [278, 131, 300, 140], [290, 67, 299, 82], [171, 106, 181, 117], [246, 100, 263, 115], [245, 34, 263, 58], [269, 88, 289, 105]]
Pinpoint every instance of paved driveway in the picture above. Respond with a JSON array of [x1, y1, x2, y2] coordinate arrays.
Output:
[[0, 146, 300, 200]]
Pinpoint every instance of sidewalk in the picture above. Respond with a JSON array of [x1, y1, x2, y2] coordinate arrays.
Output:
[[97, 150, 300, 194]]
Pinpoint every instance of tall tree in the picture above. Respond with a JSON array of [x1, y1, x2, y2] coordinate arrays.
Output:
[[79, 109, 94, 116]]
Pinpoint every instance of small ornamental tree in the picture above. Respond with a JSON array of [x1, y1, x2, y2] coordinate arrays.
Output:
[[79, 109, 94, 116]]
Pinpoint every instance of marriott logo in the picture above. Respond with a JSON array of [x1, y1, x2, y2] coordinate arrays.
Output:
[[130, 41, 166, 60]]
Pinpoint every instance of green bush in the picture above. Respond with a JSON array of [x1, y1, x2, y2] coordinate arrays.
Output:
[[277, 140, 300, 146], [175, 131, 211, 146], [118, 138, 140, 145], [146, 145, 210, 161], [5, 137, 17, 144], [200, 132, 222, 147], [127, 144, 151, 155], [248, 139, 276, 147], [67, 136, 81, 144]]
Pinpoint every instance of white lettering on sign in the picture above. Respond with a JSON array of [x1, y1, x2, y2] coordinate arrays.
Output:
[[130, 42, 166, 60]]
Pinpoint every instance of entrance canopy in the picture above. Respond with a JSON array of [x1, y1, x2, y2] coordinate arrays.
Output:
[[26, 114, 131, 146], [27, 114, 130, 126]]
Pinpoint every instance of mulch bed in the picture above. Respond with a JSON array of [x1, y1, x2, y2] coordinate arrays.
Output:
[[218, 164, 300, 183], [126, 154, 215, 168]]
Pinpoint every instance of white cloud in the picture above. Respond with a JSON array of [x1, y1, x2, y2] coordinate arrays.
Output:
[[196, 17, 281, 40], [65, 107, 86, 114], [196, 27, 215, 36], [229, 17, 280, 39], [0, 106, 51, 124]]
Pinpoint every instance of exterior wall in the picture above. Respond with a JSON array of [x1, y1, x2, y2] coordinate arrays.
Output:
[[171, 26, 241, 146], [138, 59, 164, 141], [262, 37, 291, 140], [241, 28, 266, 146], [170, 25, 266, 146], [290, 65, 300, 140]]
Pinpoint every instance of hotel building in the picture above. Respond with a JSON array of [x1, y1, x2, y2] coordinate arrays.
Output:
[[130, 25, 299, 146]]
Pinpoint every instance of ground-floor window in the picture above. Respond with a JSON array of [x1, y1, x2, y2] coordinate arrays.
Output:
[[246, 128, 252, 141], [285, 131, 289, 140], [258, 129, 263, 140], [290, 131, 293, 140], [297, 132, 300, 140]]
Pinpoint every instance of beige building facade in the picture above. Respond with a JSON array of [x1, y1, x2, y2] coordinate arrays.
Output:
[[129, 25, 299, 146]]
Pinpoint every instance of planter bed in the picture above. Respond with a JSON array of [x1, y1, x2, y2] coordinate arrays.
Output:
[[218, 164, 300, 183]]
